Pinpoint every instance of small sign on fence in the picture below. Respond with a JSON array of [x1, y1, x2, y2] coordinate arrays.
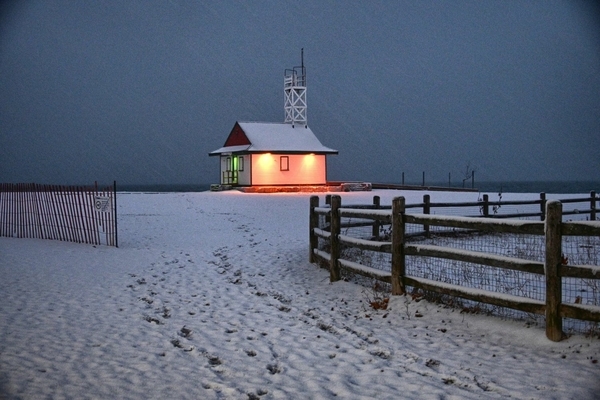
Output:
[[94, 196, 112, 213]]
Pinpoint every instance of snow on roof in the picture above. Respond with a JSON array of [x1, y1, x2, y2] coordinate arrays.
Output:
[[209, 144, 251, 155], [210, 122, 337, 155]]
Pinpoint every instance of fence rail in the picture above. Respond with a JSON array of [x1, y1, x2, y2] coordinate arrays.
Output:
[[0, 182, 118, 247], [338, 191, 598, 220], [309, 194, 600, 341]]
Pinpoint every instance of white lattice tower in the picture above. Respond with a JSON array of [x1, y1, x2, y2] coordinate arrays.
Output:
[[284, 57, 307, 126]]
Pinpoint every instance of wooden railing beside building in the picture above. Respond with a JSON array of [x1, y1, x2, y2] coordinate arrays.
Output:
[[309, 194, 600, 341], [0, 182, 118, 247]]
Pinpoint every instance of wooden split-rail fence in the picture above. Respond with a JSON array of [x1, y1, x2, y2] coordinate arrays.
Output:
[[309, 194, 600, 341], [0, 182, 118, 247]]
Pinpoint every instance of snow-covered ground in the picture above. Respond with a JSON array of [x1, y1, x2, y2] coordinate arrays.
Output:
[[0, 190, 598, 400]]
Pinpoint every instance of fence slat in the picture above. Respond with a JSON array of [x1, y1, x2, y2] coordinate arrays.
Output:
[[405, 276, 546, 315], [338, 258, 392, 282], [30, 184, 39, 238], [560, 264, 600, 279], [76, 186, 86, 243], [56, 186, 69, 242], [40, 185, 56, 240], [74, 185, 85, 243], [66, 185, 79, 242], [35, 185, 47, 239], [1, 184, 7, 236], [405, 214, 545, 235], [339, 234, 391, 252], [90, 189, 101, 245], [71, 185, 83, 243], [561, 221, 600, 236], [17, 183, 23, 238], [0, 184, 6, 236], [65, 186, 76, 242], [313, 228, 331, 239], [49, 187, 64, 241], [312, 248, 330, 264], [406, 244, 545, 275], [560, 303, 600, 322]]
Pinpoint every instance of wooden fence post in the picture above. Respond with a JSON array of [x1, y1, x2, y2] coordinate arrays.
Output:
[[545, 200, 563, 341], [591, 191, 597, 221], [391, 196, 406, 295], [309, 196, 319, 263], [372, 195, 380, 239], [423, 194, 430, 237], [540, 192, 546, 221], [114, 181, 118, 248], [330, 195, 341, 282], [482, 194, 489, 217]]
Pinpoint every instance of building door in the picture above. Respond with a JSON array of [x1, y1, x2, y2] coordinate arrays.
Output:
[[222, 156, 238, 185]]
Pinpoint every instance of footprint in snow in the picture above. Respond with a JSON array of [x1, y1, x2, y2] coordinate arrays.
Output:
[[266, 363, 281, 374], [180, 326, 192, 338]]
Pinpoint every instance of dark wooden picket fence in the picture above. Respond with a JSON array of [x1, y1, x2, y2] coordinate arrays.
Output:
[[0, 182, 118, 247]]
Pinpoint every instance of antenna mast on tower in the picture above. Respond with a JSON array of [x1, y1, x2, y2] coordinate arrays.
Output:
[[284, 49, 307, 127]]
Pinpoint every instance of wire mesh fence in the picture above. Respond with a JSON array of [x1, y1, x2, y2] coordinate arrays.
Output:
[[405, 232, 547, 325], [312, 194, 600, 337], [562, 234, 600, 335]]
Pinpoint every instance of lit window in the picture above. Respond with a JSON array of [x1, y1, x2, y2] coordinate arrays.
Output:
[[280, 156, 289, 171]]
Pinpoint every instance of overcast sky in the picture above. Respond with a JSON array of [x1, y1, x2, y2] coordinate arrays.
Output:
[[1, 0, 599, 186]]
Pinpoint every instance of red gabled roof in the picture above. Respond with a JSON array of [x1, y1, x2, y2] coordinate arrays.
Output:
[[223, 122, 251, 146]]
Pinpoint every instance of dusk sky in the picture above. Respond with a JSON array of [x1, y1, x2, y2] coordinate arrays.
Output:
[[1, 1, 599, 186]]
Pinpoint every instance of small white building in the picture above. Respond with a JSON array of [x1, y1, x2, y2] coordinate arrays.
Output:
[[209, 55, 337, 188]]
